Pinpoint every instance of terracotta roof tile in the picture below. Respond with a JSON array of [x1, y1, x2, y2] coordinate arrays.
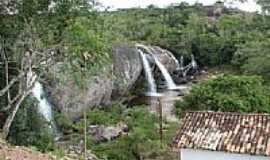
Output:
[[171, 111, 270, 156]]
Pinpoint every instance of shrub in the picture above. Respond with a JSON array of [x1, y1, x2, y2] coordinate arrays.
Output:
[[87, 104, 125, 125], [8, 97, 55, 152], [175, 75, 270, 114], [232, 39, 270, 79], [74, 104, 178, 160]]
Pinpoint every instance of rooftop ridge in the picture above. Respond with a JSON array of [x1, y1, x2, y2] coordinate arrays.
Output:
[[185, 111, 270, 116], [172, 111, 270, 156]]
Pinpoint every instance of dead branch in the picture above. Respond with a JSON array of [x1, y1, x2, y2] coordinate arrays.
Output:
[[3, 52, 11, 103], [0, 33, 58, 139], [0, 72, 25, 97], [2, 84, 34, 139]]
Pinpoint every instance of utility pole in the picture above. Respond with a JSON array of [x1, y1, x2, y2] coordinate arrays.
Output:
[[84, 102, 87, 160], [158, 97, 163, 148], [80, 56, 87, 160]]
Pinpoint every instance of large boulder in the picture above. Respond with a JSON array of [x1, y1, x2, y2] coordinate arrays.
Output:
[[88, 122, 129, 143], [47, 43, 178, 119], [47, 63, 113, 120], [151, 46, 178, 72], [111, 43, 143, 98], [47, 43, 143, 119]]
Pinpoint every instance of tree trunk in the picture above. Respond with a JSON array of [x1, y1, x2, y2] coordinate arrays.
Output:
[[3, 52, 11, 104], [0, 72, 25, 97], [2, 92, 28, 139]]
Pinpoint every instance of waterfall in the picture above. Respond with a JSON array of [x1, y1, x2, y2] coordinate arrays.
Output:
[[136, 44, 178, 90], [177, 54, 199, 77], [156, 46, 180, 70], [191, 54, 198, 70], [180, 56, 184, 70], [138, 49, 157, 94], [31, 81, 53, 123], [27, 70, 57, 133], [151, 54, 177, 90]]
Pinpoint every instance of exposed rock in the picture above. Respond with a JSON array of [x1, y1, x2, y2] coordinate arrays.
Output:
[[150, 46, 178, 73], [64, 145, 98, 160], [88, 122, 129, 143], [55, 139, 98, 160], [48, 63, 113, 120], [47, 43, 178, 119], [112, 43, 143, 98]]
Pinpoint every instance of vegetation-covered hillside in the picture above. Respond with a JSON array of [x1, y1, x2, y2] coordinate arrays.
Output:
[[103, 2, 270, 75], [0, 0, 270, 159]]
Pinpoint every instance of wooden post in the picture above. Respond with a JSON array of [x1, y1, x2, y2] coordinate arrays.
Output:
[[84, 107, 87, 159], [158, 97, 163, 147], [80, 60, 87, 160]]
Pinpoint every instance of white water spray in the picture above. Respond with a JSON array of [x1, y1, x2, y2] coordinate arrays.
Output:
[[31, 82, 53, 123], [191, 54, 198, 69], [136, 44, 178, 90], [138, 49, 157, 94], [156, 46, 180, 70], [27, 70, 56, 132], [151, 54, 177, 90]]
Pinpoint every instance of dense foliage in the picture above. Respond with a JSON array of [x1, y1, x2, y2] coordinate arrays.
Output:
[[103, 3, 270, 76], [1, 0, 270, 158], [8, 98, 55, 152], [56, 104, 178, 160], [175, 75, 270, 114], [0, 0, 112, 146], [232, 39, 270, 78], [88, 105, 178, 160]]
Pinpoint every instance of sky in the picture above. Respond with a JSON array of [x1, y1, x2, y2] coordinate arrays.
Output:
[[98, 0, 261, 12]]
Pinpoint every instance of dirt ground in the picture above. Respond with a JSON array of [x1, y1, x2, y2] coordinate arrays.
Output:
[[0, 141, 54, 160]]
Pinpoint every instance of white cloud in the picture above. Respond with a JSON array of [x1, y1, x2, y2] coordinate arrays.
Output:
[[98, 0, 261, 12]]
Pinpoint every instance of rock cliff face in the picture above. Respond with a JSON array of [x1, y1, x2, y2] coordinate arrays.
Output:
[[48, 70, 113, 120], [111, 43, 143, 98], [47, 43, 178, 119], [150, 46, 178, 72]]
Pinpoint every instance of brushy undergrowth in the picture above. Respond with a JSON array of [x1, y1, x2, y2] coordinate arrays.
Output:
[[56, 104, 179, 160], [175, 74, 270, 115]]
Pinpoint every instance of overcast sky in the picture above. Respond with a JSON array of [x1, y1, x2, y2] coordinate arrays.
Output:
[[98, 0, 261, 12]]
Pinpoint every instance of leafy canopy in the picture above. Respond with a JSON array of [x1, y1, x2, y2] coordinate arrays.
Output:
[[176, 75, 270, 114]]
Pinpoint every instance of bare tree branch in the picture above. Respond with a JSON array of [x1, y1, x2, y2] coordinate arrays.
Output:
[[3, 52, 11, 103], [0, 23, 59, 139], [2, 85, 34, 139], [0, 72, 25, 97]]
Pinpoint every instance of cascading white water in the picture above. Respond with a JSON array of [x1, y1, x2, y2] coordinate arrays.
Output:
[[180, 56, 184, 70], [156, 46, 180, 70], [31, 81, 53, 123], [136, 44, 178, 90], [138, 49, 157, 94], [177, 54, 199, 77], [151, 54, 177, 90], [27, 70, 55, 131], [191, 54, 198, 69]]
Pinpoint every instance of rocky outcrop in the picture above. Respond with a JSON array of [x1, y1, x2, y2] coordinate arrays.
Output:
[[65, 145, 98, 160], [47, 43, 178, 120], [48, 63, 113, 120], [88, 122, 129, 143], [150, 46, 178, 73], [111, 43, 143, 98]]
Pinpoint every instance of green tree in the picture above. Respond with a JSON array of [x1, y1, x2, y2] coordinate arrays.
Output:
[[175, 75, 270, 114], [232, 39, 270, 78]]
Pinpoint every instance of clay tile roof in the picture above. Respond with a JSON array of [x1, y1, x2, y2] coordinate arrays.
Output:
[[171, 111, 270, 156]]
